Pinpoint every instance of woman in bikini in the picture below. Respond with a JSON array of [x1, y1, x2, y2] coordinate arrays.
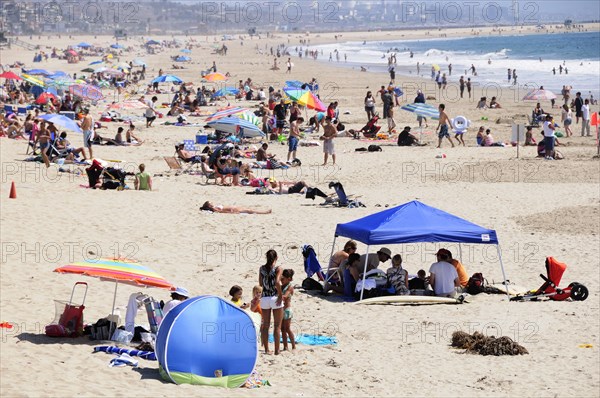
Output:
[[200, 201, 271, 214], [258, 250, 284, 354]]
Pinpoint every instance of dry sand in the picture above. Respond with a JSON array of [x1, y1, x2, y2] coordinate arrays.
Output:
[[1, 25, 599, 397]]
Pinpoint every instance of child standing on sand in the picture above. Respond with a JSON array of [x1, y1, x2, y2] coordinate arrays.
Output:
[[250, 285, 263, 315], [280, 269, 296, 351], [229, 285, 249, 309]]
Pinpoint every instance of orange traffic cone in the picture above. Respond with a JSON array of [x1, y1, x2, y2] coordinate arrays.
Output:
[[9, 181, 16, 199]]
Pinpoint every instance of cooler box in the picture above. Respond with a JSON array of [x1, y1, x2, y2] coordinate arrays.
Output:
[[196, 134, 208, 144]]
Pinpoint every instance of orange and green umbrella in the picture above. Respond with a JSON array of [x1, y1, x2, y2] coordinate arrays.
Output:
[[283, 88, 326, 111]]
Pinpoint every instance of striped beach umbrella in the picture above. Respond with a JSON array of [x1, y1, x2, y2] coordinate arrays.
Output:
[[107, 100, 147, 110], [400, 103, 440, 120], [213, 87, 239, 97], [207, 117, 264, 138], [205, 106, 249, 122], [21, 73, 46, 87], [523, 89, 557, 101], [283, 88, 326, 111], [236, 111, 260, 126], [203, 72, 227, 82], [69, 83, 104, 101], [54, 258, 175, 336], [151, 74, 182, 84]]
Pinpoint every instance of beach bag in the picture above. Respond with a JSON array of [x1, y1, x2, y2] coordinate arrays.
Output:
[[368, 145, 382, 152], [302, 277, 323, 292], [467, 273, 485, 295]]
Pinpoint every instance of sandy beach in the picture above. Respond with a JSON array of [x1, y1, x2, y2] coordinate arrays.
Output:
[[1, 23, 599, 397]]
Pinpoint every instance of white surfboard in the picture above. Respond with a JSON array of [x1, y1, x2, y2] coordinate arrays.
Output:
[[489, 283, 531, 296], [355, 295, 464, 305]]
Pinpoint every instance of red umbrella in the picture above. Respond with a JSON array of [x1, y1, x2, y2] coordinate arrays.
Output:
[[66, 49, 78, 57], [0, 71, 22, 80], [36, 92, 57, 105]]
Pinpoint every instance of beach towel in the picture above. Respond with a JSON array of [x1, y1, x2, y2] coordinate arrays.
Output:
[[108, 353, 138, 368], [242, 371, 271, 389], [268, 334, 337, 346], [94, 345, 157, 361]]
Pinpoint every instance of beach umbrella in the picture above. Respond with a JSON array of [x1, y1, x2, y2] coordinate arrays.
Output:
[[151, 74, 182, 83], [66, 49, 78, 57], [35, 92, 57, 105], [47, 78, 75, 89], [110, 43, 124, 49], [213, 87, 239, 97], [393, 87, 404, 97], [96, 81, 110, 89], [203, 72, 227, 82], [54, 258, 175, 337], [38, 114, 82, 133], [23, 69, 52, 76], [89, 60, 104, 65], [204, 106, 249, 122], [432, 64, 441, 71], [69, 83, 104, 101], [523, 89, 557, 101], [0, 71, 22, 80], [77, 42, 92, 48], [207, 117, 265, 138], [21, 73, 46, 87], [283, 88, 326, 111], [236, 111, 260, 126], [285, 80, 303, 88], [45, 87, 59, 96], [175, 56, 191, 62], [107, 100, 147, 110], [115, 62, 131, 69], [401, 102, 440, 141], [132, 59, 146, 67], [81, 68, 95, 73], [180, 48, 191, 53], [146, 40, 160, 46]]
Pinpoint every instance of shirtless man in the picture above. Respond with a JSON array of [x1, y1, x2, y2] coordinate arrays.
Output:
[[80, 108, 95, 159], [287, 116, 303, 162], [321, 116, 337, 165], [435, 104, 455, 149]]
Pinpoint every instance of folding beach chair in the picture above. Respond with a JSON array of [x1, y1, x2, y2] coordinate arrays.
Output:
[[164, 156, 183, 173], [321, 182, 365, 208], [302, 245, 342, 289]]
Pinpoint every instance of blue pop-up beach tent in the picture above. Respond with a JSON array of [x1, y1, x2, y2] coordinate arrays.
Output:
[[155, 296, 258, 388], [329, 200, 507, 299]]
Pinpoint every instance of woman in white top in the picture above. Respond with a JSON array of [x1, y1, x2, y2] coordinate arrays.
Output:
[[364, 91, 376, 121], [561, 104, 573, 137]]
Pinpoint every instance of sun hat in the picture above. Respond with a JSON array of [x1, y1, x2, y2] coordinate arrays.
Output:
[[377, 247, 392, 259], [173, 286, 189, 298]]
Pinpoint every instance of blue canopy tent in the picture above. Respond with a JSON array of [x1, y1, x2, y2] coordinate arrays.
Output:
[[328, 200, 507, 300]]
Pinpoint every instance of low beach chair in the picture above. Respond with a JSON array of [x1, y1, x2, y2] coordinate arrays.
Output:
[[164, 156, 183, 173]]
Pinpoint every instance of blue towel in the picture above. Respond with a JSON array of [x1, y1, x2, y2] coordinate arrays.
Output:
[[303, 245, 323, 279], [94, 345, 156, 361], [268, 333, 337, 346]]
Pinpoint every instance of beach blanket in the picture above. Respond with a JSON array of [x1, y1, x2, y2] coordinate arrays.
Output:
[[268, 334, 337, 346], [242, 371, 271, 389], [94, 345, 157, 360], [161, 122, 204, 127]]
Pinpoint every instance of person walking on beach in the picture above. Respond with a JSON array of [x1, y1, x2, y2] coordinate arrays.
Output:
[[435, 104, 455, 148], [574, 92, 584, 124], [379, 86, 388, 118], [145, 96, 159, 128], [543, 115, 556, 160], [258, 250, 284, 355], [581, 99, 591, 137], [321, 117, 337, 165], [389, 65, 396, 84], [416, 62, 420, 75], [512, 69, 518, 85], [286, 58, 292, 74], [507, 68, 512, 82], [470, 64, 476, 75], [382, 89, 393, 121], [81, 108, 95, 160], [364, 91, 376, 121], [561, 104, 573, 137], [466, 78, 472, 99], [287, 116, 302, 162], [459, 76, 465, 98], [134, 163, 152, 191], [448, 63, 452, 76]]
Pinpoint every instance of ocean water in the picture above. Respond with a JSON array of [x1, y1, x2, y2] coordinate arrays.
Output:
[[311, 31, 600, 97]]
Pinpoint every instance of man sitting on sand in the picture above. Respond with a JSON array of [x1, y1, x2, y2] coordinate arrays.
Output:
[[437, 249, 469, 290], [429, 249, 460, 297], [397, 126, 423, 146]]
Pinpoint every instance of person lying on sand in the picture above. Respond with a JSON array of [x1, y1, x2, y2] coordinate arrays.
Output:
[[267, 179, 328, 199], [200, 201, 271, 214]]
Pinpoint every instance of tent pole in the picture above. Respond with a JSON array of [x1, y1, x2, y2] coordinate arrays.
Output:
[[109, 280, 118, 339], [496, 244, 510, 299], [359, 246, 370, 301], [323, 235, 338, 290], [458, 243, 463, 262]]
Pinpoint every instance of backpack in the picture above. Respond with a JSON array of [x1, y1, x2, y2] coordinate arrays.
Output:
[[368, 144, 382, 152], [302, 277, 323, 292], [467, 273, 485, 295]]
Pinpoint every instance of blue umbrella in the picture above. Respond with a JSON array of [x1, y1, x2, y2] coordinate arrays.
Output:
[[175, 56, 191, 62], [180, 49, 191, 53], [212, 87, 239, 97], [45, 87, 59, 96], [89, 60, 104, 65], [207, 117, 264, 138], [47, 71, 68, 79], [110, 44, 124, 49], [151, 75, 182, 83], [132, 59, 146, 66], [77, 42, 92, 48], [285, 80, 303, 88], [22, 68, 52, 76], [39, 114, 83, 134], [393, 87, 404, 96], [146, 40, 160, 46], [400, 103, 439, 119]]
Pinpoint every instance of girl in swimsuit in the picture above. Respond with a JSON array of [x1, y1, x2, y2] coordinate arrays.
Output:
[[200, 201, 271, 214], [280, 269, 296, 351]]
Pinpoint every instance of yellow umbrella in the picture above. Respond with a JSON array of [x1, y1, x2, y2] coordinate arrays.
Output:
[[21, 74, 46, 87], [432, 64, 440, 71]]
